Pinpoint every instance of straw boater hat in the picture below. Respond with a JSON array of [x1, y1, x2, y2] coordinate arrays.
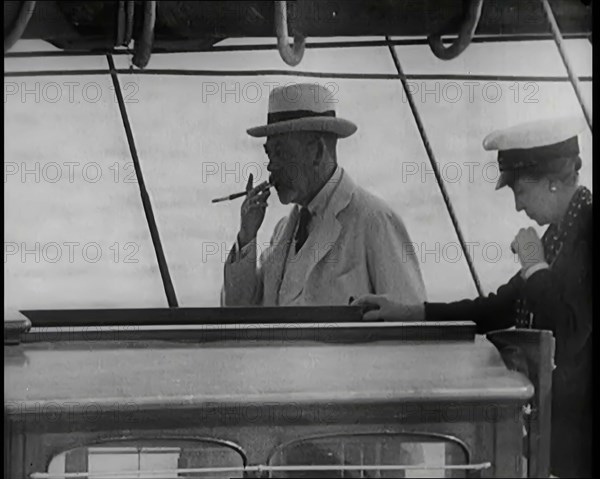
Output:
[[247, 83, 357, 138], [483, 116, 587, 190]]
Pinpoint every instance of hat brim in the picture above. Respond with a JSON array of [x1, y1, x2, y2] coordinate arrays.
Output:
[[247, 117, 357, 138]]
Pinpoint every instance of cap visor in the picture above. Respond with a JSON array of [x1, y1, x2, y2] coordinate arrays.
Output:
[[495, 172, 510, 190]]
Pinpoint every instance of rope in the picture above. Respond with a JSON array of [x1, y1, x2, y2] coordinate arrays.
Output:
[[132, 1, 156, 68], [125, 0, 135, 46], [4, 1, 36, 52], [386, 37, 484, 297], [540, 0, 592, 131], [115, 1, 125, 46], [106, 54, 179, 307], [274, 1, 305, 66]]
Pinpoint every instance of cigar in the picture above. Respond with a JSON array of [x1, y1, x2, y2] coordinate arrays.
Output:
[[211, 181, 273, 203]]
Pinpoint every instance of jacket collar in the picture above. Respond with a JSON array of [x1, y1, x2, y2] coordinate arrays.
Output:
[[306, 166, 343, 218]]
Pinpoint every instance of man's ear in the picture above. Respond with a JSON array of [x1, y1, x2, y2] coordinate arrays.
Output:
[[313, 137, 326, 165]]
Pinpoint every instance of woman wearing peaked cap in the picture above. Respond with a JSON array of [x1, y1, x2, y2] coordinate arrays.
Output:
[[352, 116, 592, 478]]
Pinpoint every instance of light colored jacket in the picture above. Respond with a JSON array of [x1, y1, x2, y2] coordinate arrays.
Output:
[[221, 169, 426, 306]]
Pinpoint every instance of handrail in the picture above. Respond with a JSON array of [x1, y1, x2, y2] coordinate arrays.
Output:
[[428, 0, 484, 60], [18, 320, 477, 344], [4, 317, 31, 344], [266, 430, 474, 468], [274, 1, 305, 66], [30, 461, 492, 478]]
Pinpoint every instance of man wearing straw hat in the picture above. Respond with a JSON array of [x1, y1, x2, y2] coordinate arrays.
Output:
[[221, 83, 426, 307]]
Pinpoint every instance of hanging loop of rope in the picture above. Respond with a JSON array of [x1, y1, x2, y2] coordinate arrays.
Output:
[[428, 0, 484, 60], [125, 0, 135, 46], [132, 0, 156, 68], [4, 1, 37, 53], [115, 0, 126, 46], [274, 1, 305, 67], [115, 0, 135, 47]]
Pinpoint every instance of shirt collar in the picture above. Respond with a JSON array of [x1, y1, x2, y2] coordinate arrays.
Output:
[[306, 166, 343, 218]]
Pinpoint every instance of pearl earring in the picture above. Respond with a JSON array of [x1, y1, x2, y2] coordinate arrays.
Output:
[[550, 185, 557, 192]]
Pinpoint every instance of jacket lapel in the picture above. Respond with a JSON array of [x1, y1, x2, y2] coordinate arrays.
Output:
[[302, 169, 355, 284]]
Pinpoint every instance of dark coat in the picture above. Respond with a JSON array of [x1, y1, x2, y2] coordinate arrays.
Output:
[[425, 202, 592, 478]]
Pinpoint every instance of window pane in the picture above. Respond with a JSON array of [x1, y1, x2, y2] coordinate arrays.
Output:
[[123, 75, 478, 304], [393, 39, 592, 77], [390, 40, 592, 294], [6, 39, 591, 312], [88, 448, 140, 479], [4, 53, 110, 73], [268, 433, 470, 478], [133, 45, 396, 74], [4, 75, 167, 319], [46, 441, 245, 479], [407, 77, 592, 294]]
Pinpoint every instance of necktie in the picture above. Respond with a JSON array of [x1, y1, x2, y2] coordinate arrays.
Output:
[[295, 207, 311, 253]]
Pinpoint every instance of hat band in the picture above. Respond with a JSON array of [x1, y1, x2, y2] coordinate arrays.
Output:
[[267, 109, 336, 124], [498, 136, 579, 171]]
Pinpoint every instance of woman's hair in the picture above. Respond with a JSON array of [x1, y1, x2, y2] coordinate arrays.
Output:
[[505, 155, 581, 188]]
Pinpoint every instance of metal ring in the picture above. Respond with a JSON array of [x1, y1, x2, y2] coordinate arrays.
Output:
[[275, 1, 305, 67], [4, 1, 37, 53], [427, 0, 484, 60]]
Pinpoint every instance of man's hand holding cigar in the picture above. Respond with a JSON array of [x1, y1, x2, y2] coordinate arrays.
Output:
[[237, 174, 271, 249]]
